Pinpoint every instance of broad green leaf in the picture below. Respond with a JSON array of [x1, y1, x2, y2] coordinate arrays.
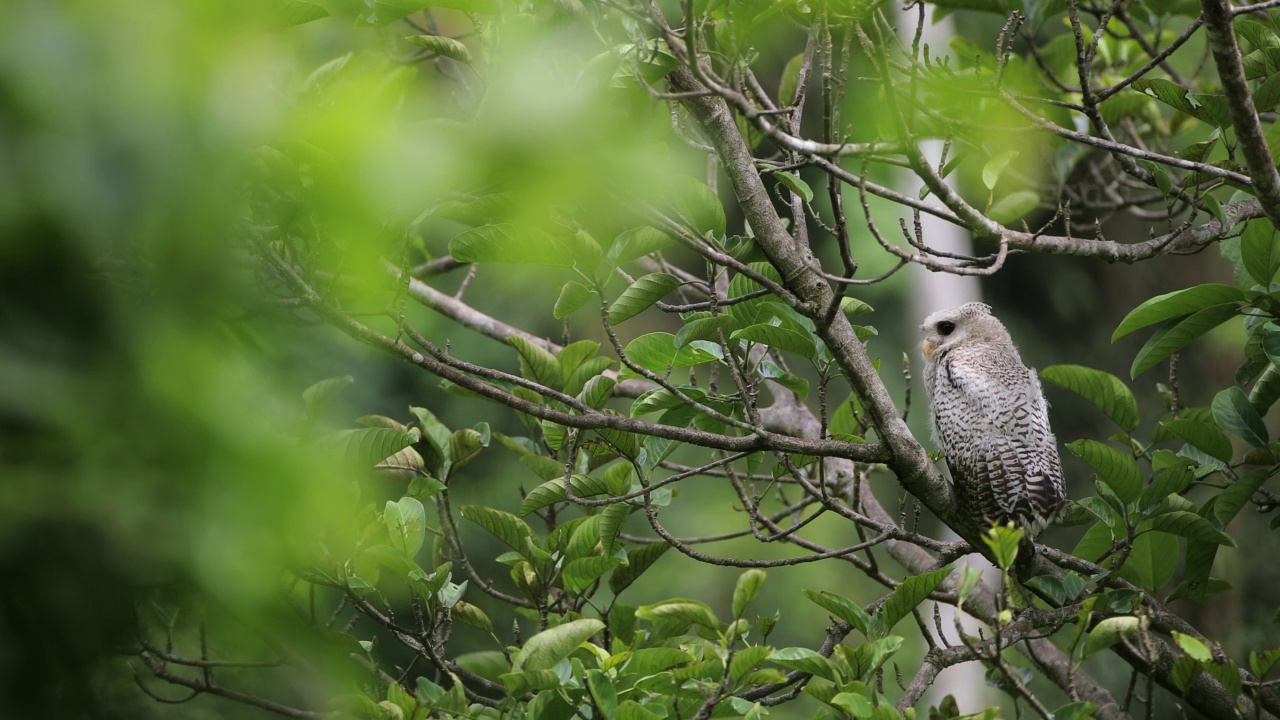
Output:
[[769, 647, 840, 682], [1214, 469, 1268, 526], [803, 590, 877, 638], [1112, 284, 1245, 340], [609, 273, 682, 324], [664, 176, 726, 239], [608, 227, 675, 266], [778, 52, 804, 104], [558, 340, 600, 377], [459, 505, 535, 552], [1051, 702, 1099, 720], [302, 375, 354, 431], [731, 324, 816, 358], [1138, 461, 1194, 508], [1150, 511, 1236, 546], [449, 224, 575, 266], [509, 336, 565, 390], [451, 601, 493, 632], [586, 670, 617, 720], [988, 191, 1039, 224], [598, 502, 630, 552], [1129, 304, 1242, 377], [565, 357, 613, 398], [330, 427, 418, 467], [624, 647, 694, 677], [610, 542, 670, 593], [757, 360, 810, 398], [577, 375, 616, 410], [513, 619, 604, 671], [636, 599, 719, 628], [831, 692, 874, 717], [276, 1, 330, 26], [1212, 386, 1269, 447], [1131, 78, 1232, 128], [384, 497, 426, 556], [1066, 439, 1142, 504], [1251, 648, 1280, 678], [563, 556, 623, 594], [881, 566, 953, 631], [733, 569, 766, 618], [519, 474, 617, 515], [1159, 418, 1233, 463], [1242, 219, 1280, 285], [727, 263, 783, 326], [1040, 365, 1139, 432], [405, 34, 472, 63], [1082, 616, 1141, 659], [1236, 17, 1280, 50], [775, 171, 814, 202], [623, 333, 721, 373], [839, 297, 874, 319], [675, 314, 739, 348], [1121, 530, 1177, 590], [554, 281, 594, 320], [1072, 521, 1113, 562], [982, 150, 1018, 190], [730, 645, 773, 682], [1173, 631, 1213, 662]]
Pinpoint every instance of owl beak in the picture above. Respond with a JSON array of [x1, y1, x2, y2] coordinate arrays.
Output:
[[921, 339, 936, 359]]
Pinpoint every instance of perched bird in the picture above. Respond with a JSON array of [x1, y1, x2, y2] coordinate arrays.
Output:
[[919, 302, 1066, 536]]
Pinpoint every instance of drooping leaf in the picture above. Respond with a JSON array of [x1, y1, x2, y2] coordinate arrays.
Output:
[[1214, 469, 1268, 526], [623, 333, 721, 373], [988, 191, 1040, 224], [803, 590, 877, 638], [1150, 511, 1236, 546], [768, 647, 840, 682], [460, 505, 535, 552], [732, 569, 766, 618], [512, 619, 604, 671], [880, 566, 953, 631], [1129, 304, 1242, 377], [774, 171, 814, 202], [1112, 284, 1245, 340], [1243, 219, 1280, 286], [636, 599, 719, 628], [449, 224, 576, 266], [301, 375, 355, 432], [608, 273, 682, 325], [554, 281, 595, 319], [519, 474, 617, 515], [1066, 439, 1142, 504], [1131, 78, 1232, 128], [610, 542, 670, 594], [1081, 616, 1142, 659], [1040, 365, 1139, 432], [509, 336, 565, 391], [607, 227, 676, 266], [1212, 386, 1269, 447], [330, 427, 418, 468], [1121, 530, 1177, 590], [731, 324, 816, 358], [404, 34, 472, 63], [562, 556, 623, 595], [675, 314, 738, 348], [982, 150, 1018, 190], [1158, 418, 1233, 463]]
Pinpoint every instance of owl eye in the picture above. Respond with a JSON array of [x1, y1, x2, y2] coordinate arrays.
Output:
[[936, 320, 956, 336]]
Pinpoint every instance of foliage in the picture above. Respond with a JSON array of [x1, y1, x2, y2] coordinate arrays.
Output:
[[9, 0, 1280, 720]]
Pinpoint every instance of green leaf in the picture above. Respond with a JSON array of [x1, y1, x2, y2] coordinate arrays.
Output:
[[562, 556, 623, 595], [1040, 364, 1139, 432], [1159, 419, 1233, 463], [1082, 616, 1141, 659], [1138, 461, 1194, 508], [509, 336, 565, 391], [803, 590, 877, 638], [598, 503, 630, 552], [566, 357, 613, 399], [404, 35, 472, 63], [499, 669, 562, 695], [1213, 386, 1269, 447], [331, 427, 418, 467], [1130, 304, 1242, 377], [1121, 530, 1177, 590], [1173, 631, 1214, 662], [623, 333, 721, 373], [1236, 17, 1280, 50], [983, 524, 1023, 570], [636, 599, 719, 628], [1131, 78, 1232, 128], [1051, 702, 1099, 720], [577, 375, 616, 410], [730, 645, 773, 682], [1214, 469, 1268, 526], [1113, 284, 1245, 340], [1150, 511, 1236, 546], [988, 191, 1039, 224], [449, 224, 575, 266], [665, 176, 726, 239], [778, 52, 804, 104], [451, 601, 493, 632], [775, 171, 814, 202], [275, 1, 330, 26], [555, 282, 594, 320], [1251, 648, 1280, 678], [881, 566, 953, 631], [757, 360, 809, 398], [839, 297, 875, 319], [1242, 219, 1280, 285], [609, 273, 682, 325], [675, 314, 738, 348], [769, 647, 840, 682], [384, 497, 426, 556], [624, 648, 694, 677], [610, 542, 670, 594], [731, 324, 816, 358], [519, 475, 617, 515], [1066, 439, 1142, 504], [982, 150, 1018, 190], [733, 569, 766, 618], [459, 505, 535, 552], [512, 619, 604, 672], [301, 375, 354, 431], [586, 670, 617, 720], [608, 227, 676, 266], [1072, 521, 1113, 562]]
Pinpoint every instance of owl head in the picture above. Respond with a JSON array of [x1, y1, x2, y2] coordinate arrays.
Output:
[[919, 302, 1009, 360]]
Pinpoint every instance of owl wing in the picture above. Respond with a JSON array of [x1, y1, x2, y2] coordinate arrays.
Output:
[[936, 354, 1066, 530]]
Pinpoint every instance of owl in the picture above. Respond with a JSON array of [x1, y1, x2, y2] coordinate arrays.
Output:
[[919, 302, 1066, 536]]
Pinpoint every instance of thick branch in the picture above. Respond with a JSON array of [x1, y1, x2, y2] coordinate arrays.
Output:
[[1201, 0, 1280, 228]]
